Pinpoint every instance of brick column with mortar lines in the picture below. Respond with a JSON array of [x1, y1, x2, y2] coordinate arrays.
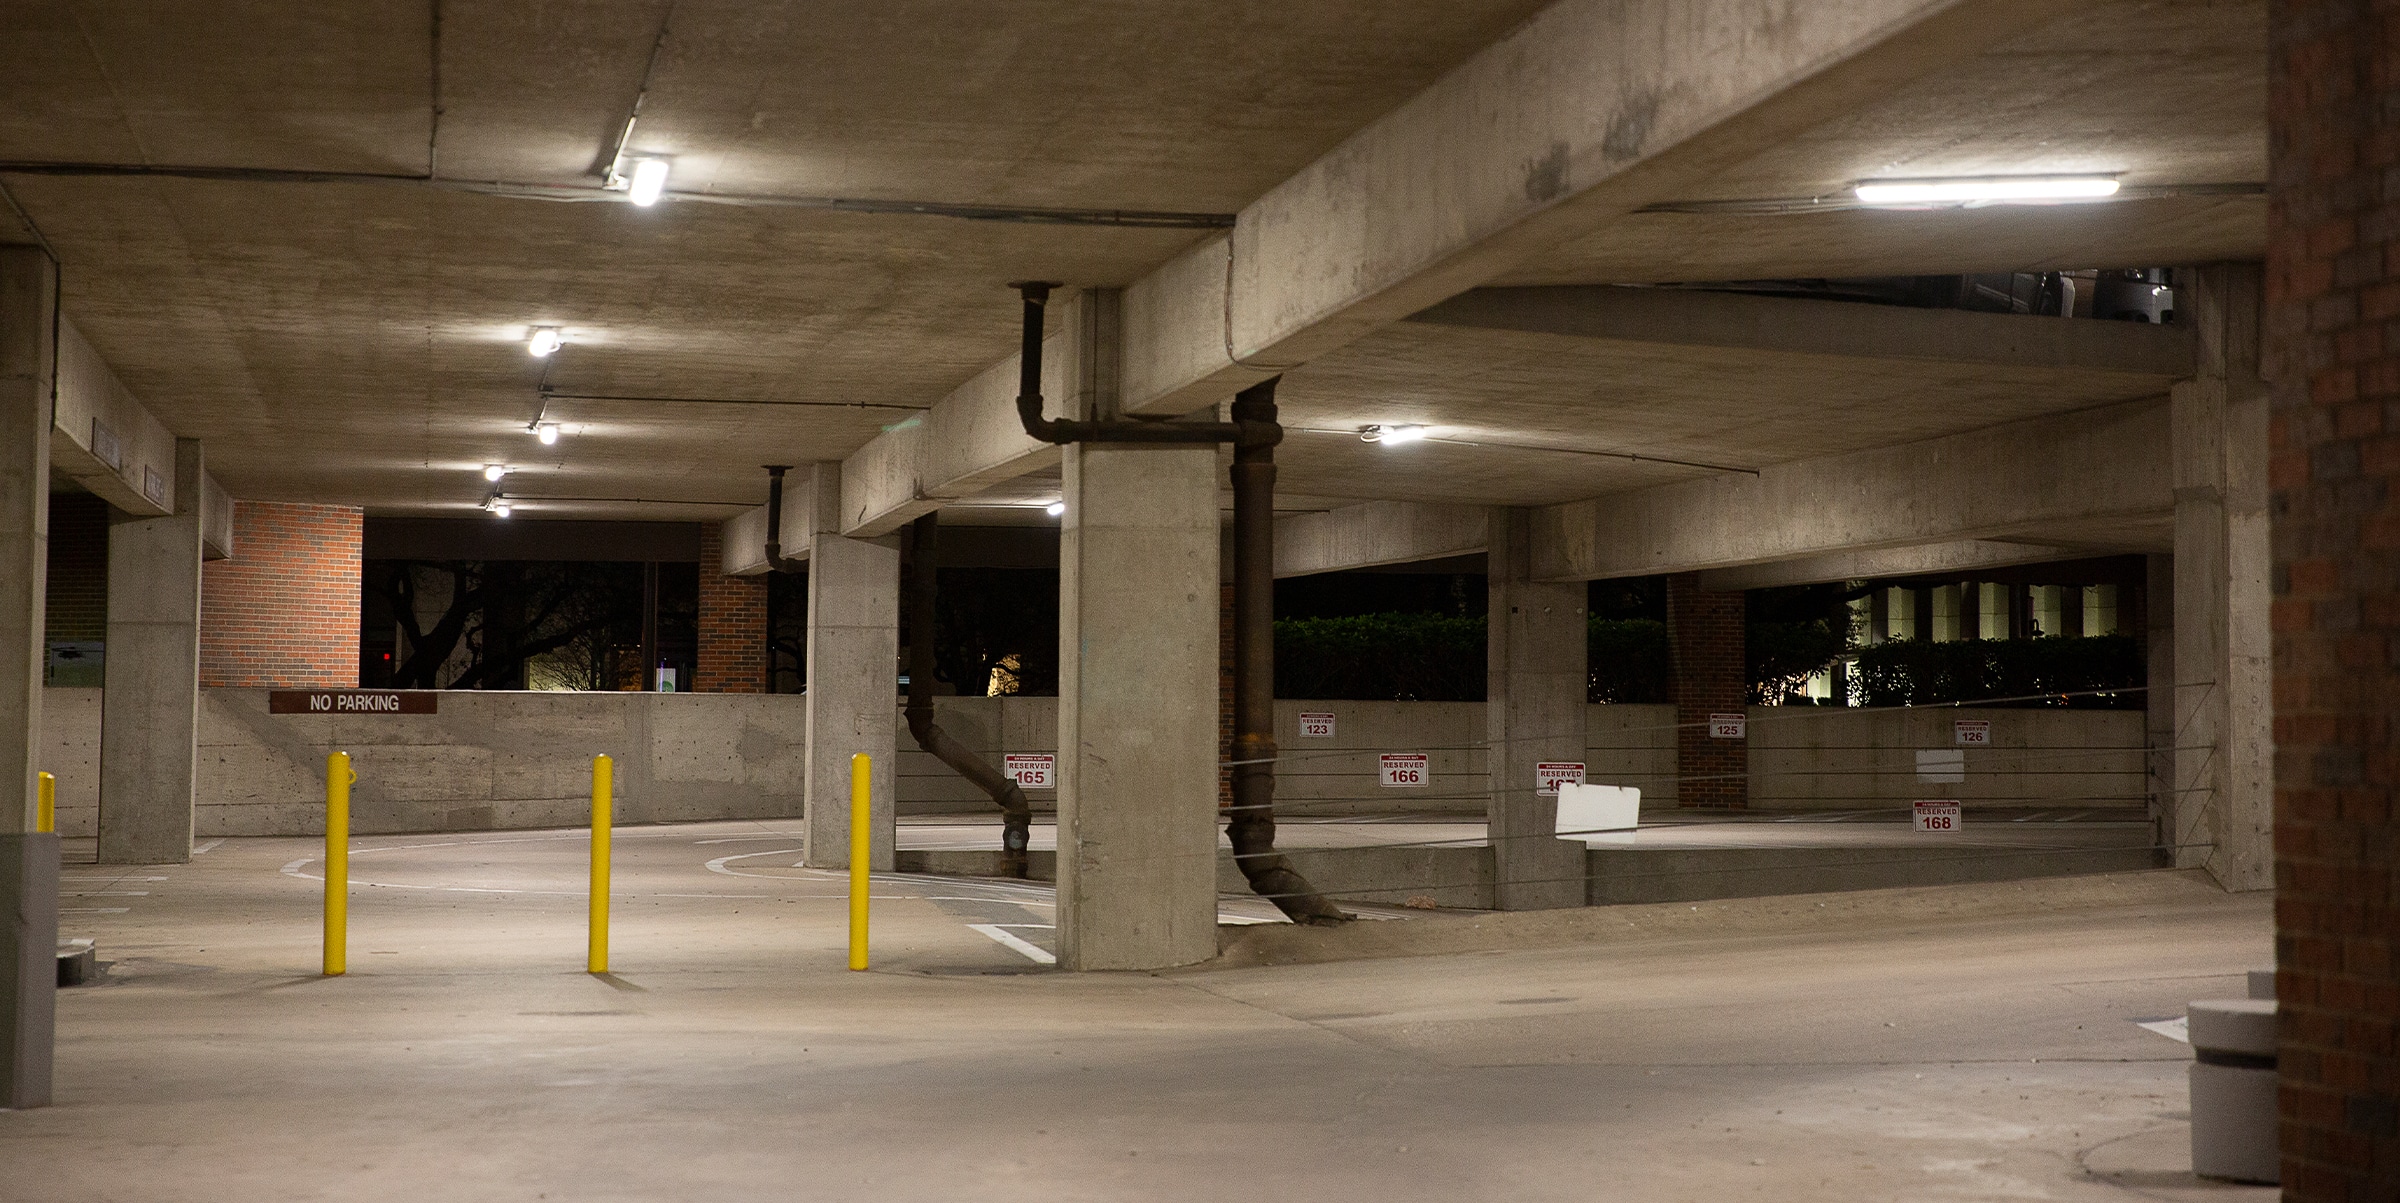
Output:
[[696, 527, 767, 693], [199, 502, 361, 688], [2266, 3, 2400, 1194], [1667, 572, 1745, 808]]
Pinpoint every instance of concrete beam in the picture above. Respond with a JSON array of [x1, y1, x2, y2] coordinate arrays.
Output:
[[50, 317, 177, 517], [1534, 396, 2172, 582], [837, 0, 2071, 517], [1694, 540, 2088, 592], [1275, 501, 1489, 577], [718, 466, 824, 576], [1119, 0, 2076, 416], [1406, 287, 2197, 379]]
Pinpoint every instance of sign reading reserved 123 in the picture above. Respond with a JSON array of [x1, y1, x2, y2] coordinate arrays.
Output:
[[1298, 712, 1336, 738], [1379, 753, 1429, 788]]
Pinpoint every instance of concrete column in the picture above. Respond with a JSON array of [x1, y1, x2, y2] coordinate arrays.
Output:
[[1055, 438, 1221, 970], [2170, 264, 2272, 891], [1667, 573, 1747, 808], [0, 245, 59, 1107], [98, 438, 204, 864], [800, 464, 897, 870], [2143, 553, 2175, 847], [1487, 508, 1588, 910]]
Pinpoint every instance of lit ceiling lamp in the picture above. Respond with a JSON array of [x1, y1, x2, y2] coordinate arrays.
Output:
[[1852, 175, 2120, 207], [527, 327, 564, 357], [1360, 424, 1427, 445], [626, 157, 671, 207], [1044, 501, 1065, 517], [483, 464, 508, 482], [534, 422, 561, 445], [493, 501, 512, 518]]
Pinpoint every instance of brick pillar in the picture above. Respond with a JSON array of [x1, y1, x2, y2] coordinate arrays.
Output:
[[694, 527, 767, 693], [1666, 573, 1744, 809], [198, 502, 361, 688], [2268, 5, 2400, 1195]]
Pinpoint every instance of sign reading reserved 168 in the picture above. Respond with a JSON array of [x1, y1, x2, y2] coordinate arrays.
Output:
[[1379, 753, 1429, 788]]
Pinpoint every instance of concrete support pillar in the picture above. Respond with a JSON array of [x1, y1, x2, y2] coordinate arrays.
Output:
[[2143, 553, 2175, 847], [2170, 264, 2271, 891], [98, 439, 204, 864], [1667, 573, 1747, 808], [800, 464, 897, 870], [1487, 508, 1588, 910], [1055, 439, 1221, 971], [0, 245, 58, 1107]]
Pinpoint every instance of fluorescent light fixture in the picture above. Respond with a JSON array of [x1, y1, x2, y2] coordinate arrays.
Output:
[[1044, 501, 1065, 517], [482, 465, 507, 482], [527, 327, 564, 357], [492, 502, 512, 518], [535, 423, 561, 445], [1361, 424, 1427, 445], [627, 158, 670, 207], [1852, 175, 2120, 206]]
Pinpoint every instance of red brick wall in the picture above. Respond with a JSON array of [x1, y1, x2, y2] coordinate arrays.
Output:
[[2269, 4, 2400, 1196], [1667, 573, 1746, 808], [695, 527, 767, 693], [200, 502, 361, 688]]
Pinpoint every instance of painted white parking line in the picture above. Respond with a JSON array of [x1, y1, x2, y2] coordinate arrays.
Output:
[[64, 891, 148, 897], [967, 924, 1056, 965], [62, 876, 166, 882], [62, 907, 130, 915]]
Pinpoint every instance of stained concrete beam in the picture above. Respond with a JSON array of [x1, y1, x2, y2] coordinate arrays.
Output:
[[1405, 287, 2198, 379], [1534, 396, 2171, 581], [1118, 0, 2078, 417], [719, 465, 830, 576], [1694, 540, 2088, 592], [49, 317, 177, 518], [1275, 501, 1489, 577], [839, 0, 2073, 524]]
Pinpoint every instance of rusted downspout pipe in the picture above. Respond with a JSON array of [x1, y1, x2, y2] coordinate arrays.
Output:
[[905, 512, 1034, 877], [759, 465, 807, 573], [1006, 282, 1346, 924]]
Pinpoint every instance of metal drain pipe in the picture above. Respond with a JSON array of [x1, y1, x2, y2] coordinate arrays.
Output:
[[1006, 282, 1347, 924], [904, 512, 1034, 877], [759, 466, 807, 573]]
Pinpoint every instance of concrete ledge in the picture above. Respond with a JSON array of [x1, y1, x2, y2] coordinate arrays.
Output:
[[1215, 846, 1493, 910], [893, 849, 1057, 880], [1586, 842, 2166, 905]]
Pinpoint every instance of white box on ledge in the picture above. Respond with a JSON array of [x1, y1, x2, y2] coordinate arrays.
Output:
[[1555, 782, 1641, 847]]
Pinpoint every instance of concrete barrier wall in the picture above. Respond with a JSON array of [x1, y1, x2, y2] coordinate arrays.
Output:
[[35, 689, 2141, 837], [1745, 706, 2146, 809]]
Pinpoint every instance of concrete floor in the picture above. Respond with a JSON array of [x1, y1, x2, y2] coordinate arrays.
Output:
[[5, 820, 2274, 1202]]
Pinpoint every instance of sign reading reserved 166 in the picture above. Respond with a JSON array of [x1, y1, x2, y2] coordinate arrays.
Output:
[[1379, 753, 1429, 788]]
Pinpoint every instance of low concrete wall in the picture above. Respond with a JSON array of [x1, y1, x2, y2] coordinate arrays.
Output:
[[1745, 706, 2146, 810], [34, 688, 2145, 838]]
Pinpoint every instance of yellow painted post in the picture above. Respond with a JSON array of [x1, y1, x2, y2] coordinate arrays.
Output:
[[35, 772, 53, 834], [324, 751, 351, 977], [588, 754, 612, 974], [848, 753, 870, 971]]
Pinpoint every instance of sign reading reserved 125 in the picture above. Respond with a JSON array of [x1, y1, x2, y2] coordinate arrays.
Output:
[[1379, 753, 1429, 788], [1004, 754, 1054, 789]]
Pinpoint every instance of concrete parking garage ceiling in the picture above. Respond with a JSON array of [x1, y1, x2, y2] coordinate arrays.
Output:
[[0, 0, 2266, 523]]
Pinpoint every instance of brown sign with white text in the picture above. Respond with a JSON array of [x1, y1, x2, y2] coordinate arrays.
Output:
[[268, 690, 439, 716]]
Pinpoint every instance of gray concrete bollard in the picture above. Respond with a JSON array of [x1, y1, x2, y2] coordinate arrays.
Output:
[[2188, 998, 2278, 1185]]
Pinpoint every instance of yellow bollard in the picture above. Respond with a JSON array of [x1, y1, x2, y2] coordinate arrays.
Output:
[[35, 772, 53, 834], [324, 751, 351, 977], [848, 753, 870, 971], [588, 754, 612, 975]]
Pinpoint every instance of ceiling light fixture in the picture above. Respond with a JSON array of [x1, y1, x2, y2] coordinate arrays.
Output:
[[1045, 501, 1065, 517], [534, 422, 561, 445], [1361, 424, 1427, 445], [492, 501, 512, 518], [1852, 175, 2120, 206], [527, 327, 564, 357], [627, 157, 671, 207], [483, 464, 508, 482]]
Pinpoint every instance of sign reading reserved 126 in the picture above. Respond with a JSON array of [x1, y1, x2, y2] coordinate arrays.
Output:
[[1379, 753, 1430, 788]]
